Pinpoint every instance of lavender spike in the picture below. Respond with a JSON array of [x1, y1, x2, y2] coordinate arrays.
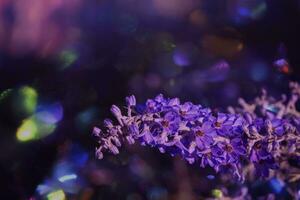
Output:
[[94, 84, 300, 181]]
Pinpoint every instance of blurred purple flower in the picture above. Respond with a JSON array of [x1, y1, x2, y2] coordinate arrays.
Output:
[[250, 140, 271, 162]]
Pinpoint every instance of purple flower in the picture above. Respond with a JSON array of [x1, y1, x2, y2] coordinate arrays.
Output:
[[250, 140, 271, 163], [110, 105, 123, 125], [266, 118, 285, 136], [94, 88, 300, 181], [103, 119, 114, 128], [209, 113, 239, 138], [140, 124, 155, 145], [167, 97, 180, 107], [103, 138, 120, 155], [177, 102, 200, 120], [192, 121, 216, 150], [252, 118, 265, 133], [126, 95, 136, 117], [126, 95, 136, 107], [198, 146, 224, 171], [217, 138, 247, 163], [292, 118, 300, 132], [145, 94, 168, 113], [156, 111, 181, 143], [111, 105, 122, 118], [93, 127, 101, 137], [254, 157, 278, 177]]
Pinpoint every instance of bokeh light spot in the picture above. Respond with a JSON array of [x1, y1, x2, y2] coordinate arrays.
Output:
[[58, 174, 77, 182], [172, 43, 199, 67], [270, 178, 285, 194], [19, 86, 38, 115], [16, 118, 38, 142], [251, 2, 267, 19], [60, 50, 78, 69], [16, 116, 57, 142], [173, 50, 190, 66], [206, 174, 215, 180], [274, 59, 291, 74], [212, 189, 223, 198], [47, 190, 65, 200], [36, 103, 64, 124], [228, 0, 267, 24]]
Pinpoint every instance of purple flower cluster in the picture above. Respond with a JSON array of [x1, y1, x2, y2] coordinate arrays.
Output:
[[93, 83, 300, 181]]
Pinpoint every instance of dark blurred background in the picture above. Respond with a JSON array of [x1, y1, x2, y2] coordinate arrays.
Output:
[[0, 0, 300, 199]]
